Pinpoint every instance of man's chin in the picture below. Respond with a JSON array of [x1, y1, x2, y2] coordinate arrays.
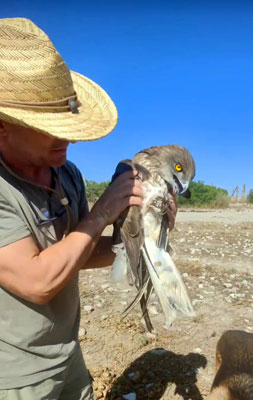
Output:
[[49, 154, 67, 168], [48, 149, 68, 167]]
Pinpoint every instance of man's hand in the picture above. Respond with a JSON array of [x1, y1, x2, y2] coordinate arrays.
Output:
[[167, 193, 177, 231], [90, 170, 143, 227]]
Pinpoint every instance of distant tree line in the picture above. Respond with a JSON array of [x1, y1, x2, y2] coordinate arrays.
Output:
[[85, 179, 234, 208], [248, 190, 253, 204], [85, 179, 110, 204], [177, 181, 230, 208]]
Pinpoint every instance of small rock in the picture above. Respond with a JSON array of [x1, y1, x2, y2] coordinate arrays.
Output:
[[83, 305, 94, 313], [146, 332, 156, 339], [123, 393, 137, 400], [78, 328, 86, 337], [145, 383, 155, 389], [127, 370, 141, 383], [193, 347, 202, 354], [244, 249, 252, 254], [101, 284, 109, 289], [151, 349, 167, 355], [107, 287, 115, 293], [224, 283, 232, 288]]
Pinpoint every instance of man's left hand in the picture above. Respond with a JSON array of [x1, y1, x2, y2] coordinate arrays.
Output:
[[167, 193, 177, 231]]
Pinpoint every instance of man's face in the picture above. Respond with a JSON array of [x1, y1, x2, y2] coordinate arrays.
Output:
[[0, 122, 71, 168]]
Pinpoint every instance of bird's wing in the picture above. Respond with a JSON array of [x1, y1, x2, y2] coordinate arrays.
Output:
[[157, 213, 169, 250], [112, 159, 145, 286], [142, 236, 195, 329]]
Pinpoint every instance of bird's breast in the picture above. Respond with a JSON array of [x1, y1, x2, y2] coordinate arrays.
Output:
[[141, 175, 168, 243]]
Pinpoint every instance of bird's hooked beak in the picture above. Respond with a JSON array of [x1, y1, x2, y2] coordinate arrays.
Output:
[[172, 175, 191, 198]]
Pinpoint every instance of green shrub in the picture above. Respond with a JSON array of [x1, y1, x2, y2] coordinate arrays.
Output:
[[85, 179, 109, 204], [177, 181, 229, 208], [84, 178, 230, 209], [247, 189, 253, 204], [214, 192, 230, 208]]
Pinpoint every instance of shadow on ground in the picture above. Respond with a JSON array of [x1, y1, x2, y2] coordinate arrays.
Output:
[[106, 348, 207, 400]]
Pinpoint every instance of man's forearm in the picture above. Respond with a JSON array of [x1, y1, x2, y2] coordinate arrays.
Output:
[[0, 210, 108, 305], [83, 236, 115, 269], [32, 212, 108, 300]]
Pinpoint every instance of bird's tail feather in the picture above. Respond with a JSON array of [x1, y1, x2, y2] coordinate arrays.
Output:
[[142, 237, 195, 328], [140, 295, 154, 332], [121, 277, 150, 317]]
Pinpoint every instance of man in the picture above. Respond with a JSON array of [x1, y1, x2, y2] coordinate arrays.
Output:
[[0, 18, 176, 399]]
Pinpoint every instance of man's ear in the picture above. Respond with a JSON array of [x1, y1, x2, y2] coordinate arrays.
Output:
[[0, 121, 7, 137], [0, 121, 8, 146]]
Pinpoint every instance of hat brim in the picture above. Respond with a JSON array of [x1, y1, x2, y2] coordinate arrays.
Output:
[[0, 71, 118, 141]]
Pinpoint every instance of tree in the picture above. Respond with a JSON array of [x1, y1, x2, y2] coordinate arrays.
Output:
[[247, 189, 253, 204], [85, 179, 109, 204], [177, 181, 229, 208]]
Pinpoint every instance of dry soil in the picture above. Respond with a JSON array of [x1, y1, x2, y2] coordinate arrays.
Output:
[[78, 205, 253, 400]]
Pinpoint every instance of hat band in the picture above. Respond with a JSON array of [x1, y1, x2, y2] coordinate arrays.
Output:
[[0, 94, 80, 113]]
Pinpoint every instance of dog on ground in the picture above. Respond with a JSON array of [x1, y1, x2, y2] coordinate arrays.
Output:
[[206, 330, 253, 400]]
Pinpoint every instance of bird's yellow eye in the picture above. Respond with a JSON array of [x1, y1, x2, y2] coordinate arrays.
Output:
[[175, 163, 182, 172]]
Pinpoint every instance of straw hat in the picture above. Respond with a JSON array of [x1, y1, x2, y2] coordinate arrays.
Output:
[[0, 18, 118, 141]]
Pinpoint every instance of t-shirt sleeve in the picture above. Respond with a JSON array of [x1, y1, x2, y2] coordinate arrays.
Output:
[[64, 160, 89, 220], [0, 194, 31, 247], [78, 176, 89, 220]]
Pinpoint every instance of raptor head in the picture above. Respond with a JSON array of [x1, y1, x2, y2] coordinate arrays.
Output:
[[164, 145, 195, 197], [139, 145, 195, 197]]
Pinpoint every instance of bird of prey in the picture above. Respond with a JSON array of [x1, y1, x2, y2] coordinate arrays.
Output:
[[111, 145, 196, 332]]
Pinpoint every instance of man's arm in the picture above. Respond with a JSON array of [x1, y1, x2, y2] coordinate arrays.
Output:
[[84, 235, 115, 269], [0, 170, 142, 304]]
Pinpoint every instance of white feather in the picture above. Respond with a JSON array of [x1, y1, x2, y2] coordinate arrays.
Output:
[[111, 243, 128, 282], [142, 237, 195, 329]]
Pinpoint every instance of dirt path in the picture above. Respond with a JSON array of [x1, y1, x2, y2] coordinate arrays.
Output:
[[78, 206, 253, 399]]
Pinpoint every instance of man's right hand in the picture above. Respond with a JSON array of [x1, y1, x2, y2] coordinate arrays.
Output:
[[90, 170, 143, 227]]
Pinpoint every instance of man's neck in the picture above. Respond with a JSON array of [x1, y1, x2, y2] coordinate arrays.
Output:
[[0, 153, 52, 188]]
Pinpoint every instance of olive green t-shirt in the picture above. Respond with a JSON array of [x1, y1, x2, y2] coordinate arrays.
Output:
[[0, 160, 88, 389]]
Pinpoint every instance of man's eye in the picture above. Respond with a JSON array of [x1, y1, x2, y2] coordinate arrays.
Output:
[[175, 163, 182, 172]]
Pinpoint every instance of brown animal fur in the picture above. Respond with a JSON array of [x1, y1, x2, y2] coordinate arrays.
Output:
[[206, 330, 253, 400]]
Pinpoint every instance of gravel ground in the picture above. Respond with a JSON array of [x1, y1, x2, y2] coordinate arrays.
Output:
[[78, 205, 253, 400]]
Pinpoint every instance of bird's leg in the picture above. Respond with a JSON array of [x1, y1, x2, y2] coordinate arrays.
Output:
[[140, 295, 154, 332]]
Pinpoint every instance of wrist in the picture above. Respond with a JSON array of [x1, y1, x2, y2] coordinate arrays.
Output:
[[77, 208, 109, 237], [89, 203, 113, 227]]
